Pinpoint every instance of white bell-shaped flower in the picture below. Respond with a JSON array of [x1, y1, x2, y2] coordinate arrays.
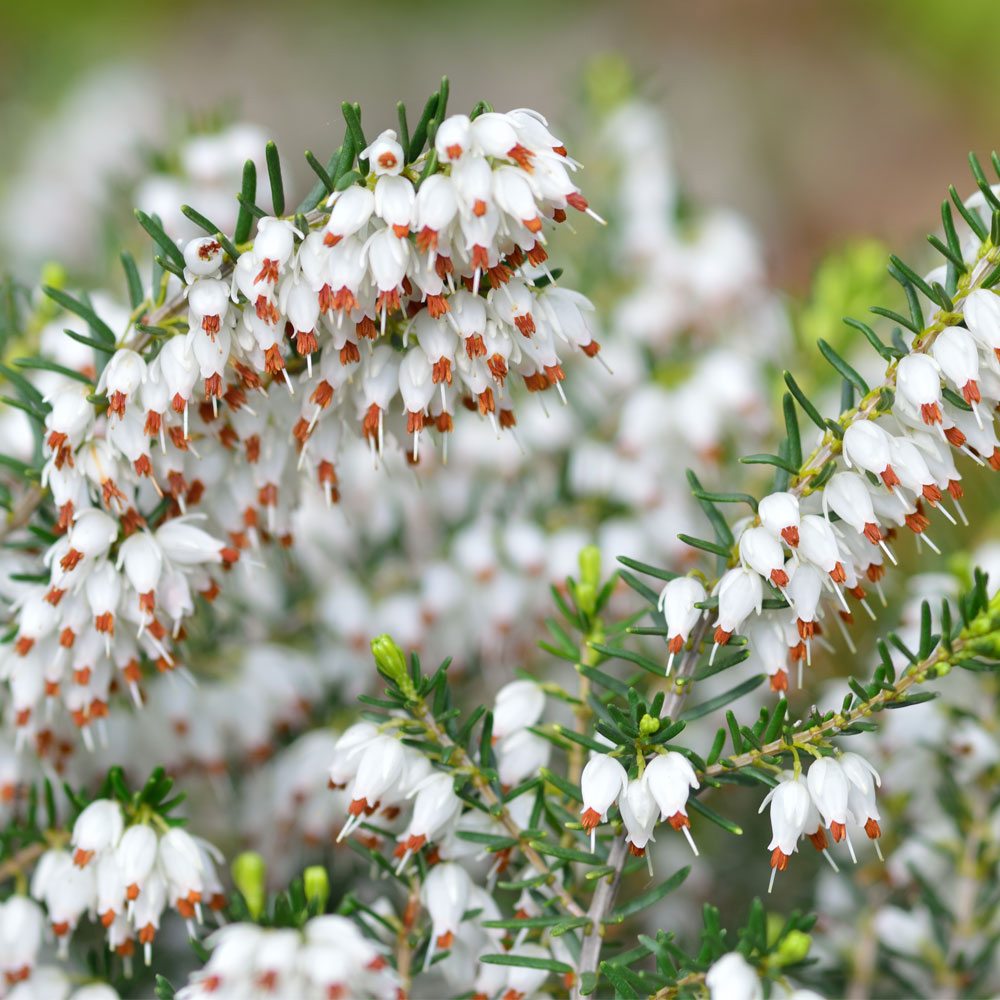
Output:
[[421, 862, 471, 954], [435, 114, 471, 162], [643, 752, 700, 855], [116, 823, 158, 902], [740, 525, 789, 589], [133, 869, 167, 965], [346, 734, 405, 819], [656, 576, 708, 674], [806, 756, 855, 859], [705, 952, 763, 1000], [496, 728, 550, 787], [362, 128, 405, 177], [71, 799, 124, 867], [713, 567, 763, 650], [823, 471, 884, 547], [932, 325, 982, 411], [324, 186, 375, 245], [759, 771, 811, 891], [840, 750, 883, 856], [182, 236, 224, 279], [798, 514, 847, 584], [618, 777, 658, 858], [963, 287, 1000, 360], [895, 353, 944, 426], [758, 491, 801, 548], [99, 349, 147, 417], [657, 576, 707, 673], [842, 420, 899, 488], [155, 517, 227, 566], [491, 680, 545, 740]]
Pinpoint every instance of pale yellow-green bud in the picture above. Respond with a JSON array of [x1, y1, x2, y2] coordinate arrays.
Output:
[[370, 634, 416, 699], [639, 713, 660, 737], [232, 851, 267, 919], [775, 929, 811, 965], [303, 865, 330, 911], [578, 545, 601, 590]]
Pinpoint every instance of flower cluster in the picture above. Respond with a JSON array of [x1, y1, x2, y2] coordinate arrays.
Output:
[[31, 799, 225, 968], [759, 751, 882, 891], [330, 680, 547, 863], [3, 106, 605, 751], [174, 917, 396, 1000], [659, 277, 1000, 696], [579, 750, 699, 859]]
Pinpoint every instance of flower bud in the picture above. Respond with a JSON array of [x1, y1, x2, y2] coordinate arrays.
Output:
[[578, 543, 602, 591], [231, 851, 267, 919], [303, 865, 330, 911], [370, 634, 415, 698], [775, 929, 812, 965], [638, 713, 659, 737]]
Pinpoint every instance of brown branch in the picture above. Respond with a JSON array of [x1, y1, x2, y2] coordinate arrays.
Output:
[[0, 839, 50, 883], [0, 485, 44, 544], [701, 629, 964, 780], [411, 699, 586, 919], [571, 616, 711, 999]]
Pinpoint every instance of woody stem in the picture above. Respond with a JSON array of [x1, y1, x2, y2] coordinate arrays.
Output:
[[571, 616, 711, 999], [410, 697, 586, 919], [0, 485, 44, 544], [701, 628, 972, 779]]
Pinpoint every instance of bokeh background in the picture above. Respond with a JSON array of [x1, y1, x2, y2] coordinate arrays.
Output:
[[3, 0, 999, 290]]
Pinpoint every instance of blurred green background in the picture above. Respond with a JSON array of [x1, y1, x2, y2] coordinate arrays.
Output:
[[3, 0, 1000, 290]]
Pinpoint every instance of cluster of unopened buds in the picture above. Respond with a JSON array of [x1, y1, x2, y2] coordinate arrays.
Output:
[[760, 751, 882, 892], [30, 799, 225, 969], [656, 285, 1000, 695], [329, 680, 548, 863], [4, 106, 603, 752], [579, 750, 699, 861]]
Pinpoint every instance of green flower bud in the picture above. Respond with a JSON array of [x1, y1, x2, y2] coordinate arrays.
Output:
[[579, 545, 601, 590], [370, 634, 416, 699], [775, 929, 811, 965], [639, 713, 660, 736], [232, 851, 267, 919], [575, 582, 597, 617], [303, 865, 330, 911]]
